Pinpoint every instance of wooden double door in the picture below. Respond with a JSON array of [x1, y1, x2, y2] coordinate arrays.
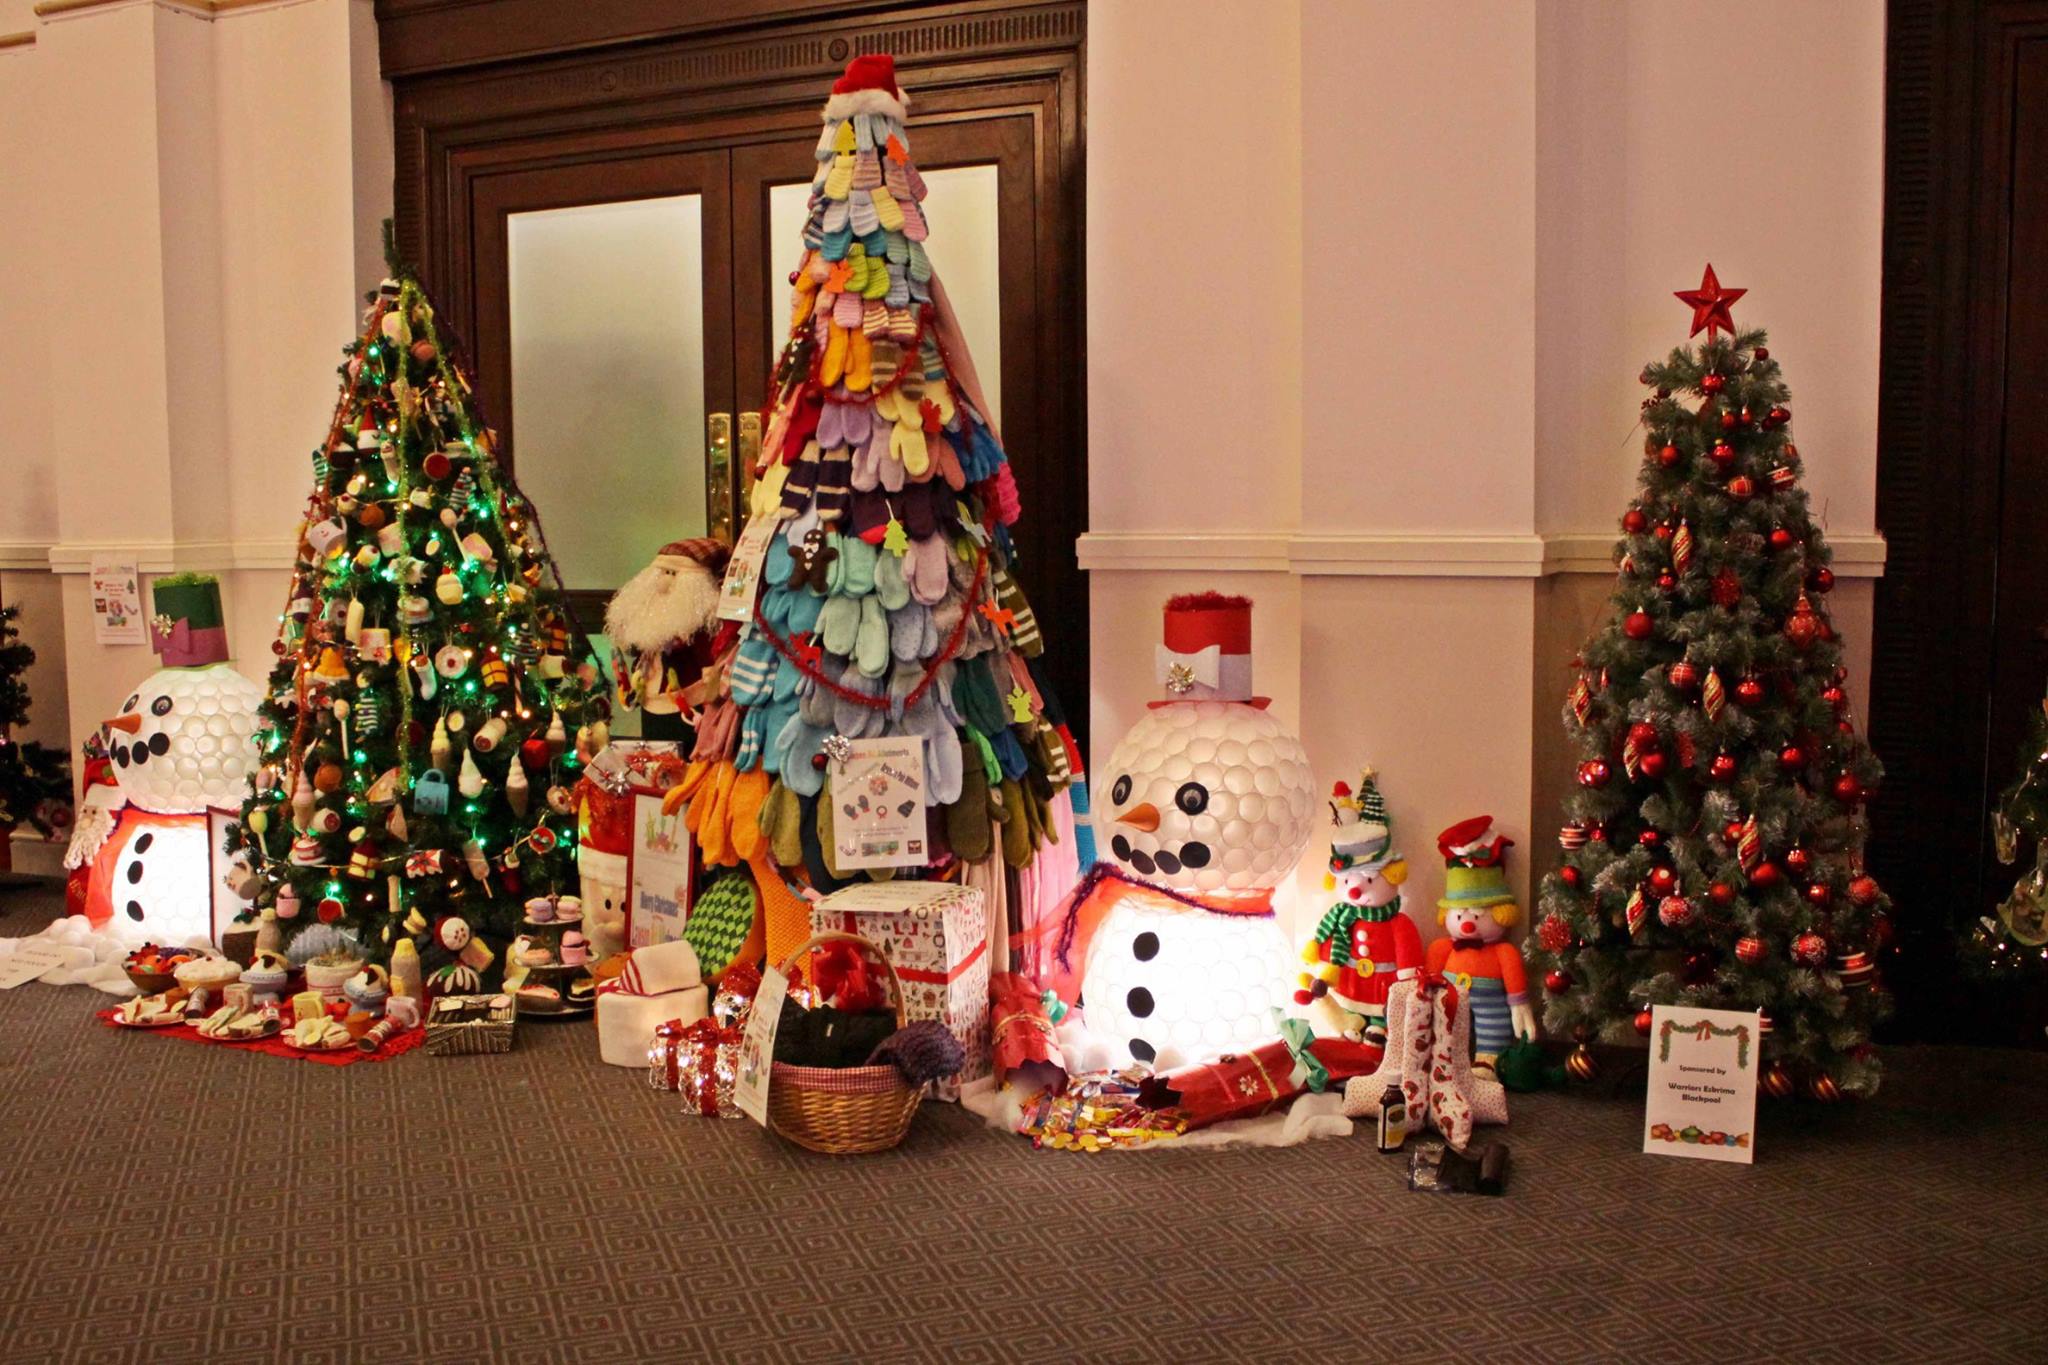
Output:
[[385, 1, 1087, 739]]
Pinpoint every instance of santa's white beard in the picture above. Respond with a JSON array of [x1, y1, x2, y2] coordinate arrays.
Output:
[[605, 560, 720, 653]]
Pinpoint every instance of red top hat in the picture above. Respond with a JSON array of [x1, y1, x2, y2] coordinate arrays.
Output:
[[1153, 593, 1266, 707]]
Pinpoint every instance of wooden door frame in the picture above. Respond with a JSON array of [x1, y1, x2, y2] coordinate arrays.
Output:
[[381, 0, 1090, 739], [1872, 0, 2048, 1031]]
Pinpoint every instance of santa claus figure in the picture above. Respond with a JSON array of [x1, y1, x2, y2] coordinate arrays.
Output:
[[604, 538, 729, 735]]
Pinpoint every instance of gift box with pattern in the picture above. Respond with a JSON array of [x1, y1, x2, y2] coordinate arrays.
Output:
[[811, 882, 990, 1100]]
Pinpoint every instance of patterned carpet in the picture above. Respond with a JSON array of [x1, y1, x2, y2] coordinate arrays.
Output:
[[0, 879, 2043, 1365]]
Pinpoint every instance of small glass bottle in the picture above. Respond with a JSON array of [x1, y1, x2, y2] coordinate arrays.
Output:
[[1376, 1083, 1408, 1151]]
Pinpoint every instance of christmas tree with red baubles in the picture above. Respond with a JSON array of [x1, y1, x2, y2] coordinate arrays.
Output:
[[226, 242, 607, 997], [1530, 268, 1891, 1100], [665, 55, 1080, 969]]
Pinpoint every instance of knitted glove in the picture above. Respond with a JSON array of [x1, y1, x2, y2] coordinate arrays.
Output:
[[998, 777, 1034, 867], [728, 768, 772, 863], [831, 661, 888, 739], [759, 778, 805, 869], [817, 593, 861, 658], [837, 535, 878, 596], [874, 548, 912, 610], [889, 602, 936, 663], [944, 758, 995, 863], [906, 534, 950, 605], [774, 712, 835, 797]]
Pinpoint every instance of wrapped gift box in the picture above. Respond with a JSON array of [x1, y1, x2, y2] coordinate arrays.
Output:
[[596, 939, 710, 1067], [812, 882, 991, 1100]]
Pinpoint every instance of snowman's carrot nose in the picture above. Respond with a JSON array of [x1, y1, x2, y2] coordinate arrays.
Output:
[[104, 714, 142, 734], [1116, 802, 1160, 832]]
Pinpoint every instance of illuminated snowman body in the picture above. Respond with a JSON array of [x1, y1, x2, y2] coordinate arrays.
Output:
[[91, 663, 264, 939], [1081, 699, 1316, 1070]]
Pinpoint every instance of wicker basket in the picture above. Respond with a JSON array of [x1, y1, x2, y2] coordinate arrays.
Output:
[[766, 930, 922, 1155]]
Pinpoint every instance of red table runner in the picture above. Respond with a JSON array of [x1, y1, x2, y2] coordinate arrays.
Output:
[[96, 1009, 424, 1066]]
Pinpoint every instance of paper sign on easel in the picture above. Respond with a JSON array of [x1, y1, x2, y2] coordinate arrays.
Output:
[[717, 514, 778, 623], [1643, 1004, 1759, 1164], [829, 735, 928, 870], [733, 963, 791, 1126]]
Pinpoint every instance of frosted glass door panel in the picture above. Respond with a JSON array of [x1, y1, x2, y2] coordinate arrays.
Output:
[[768, 163, 1003, 426], [508, 195, 707, 590]]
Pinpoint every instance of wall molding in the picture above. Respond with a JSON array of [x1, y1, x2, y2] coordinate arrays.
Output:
[[32, 0, 299, 23], [0, 29, 36, 49], [1077, 530, 1890, 579], [0, 540, 55, 571], [45, 539, 298, 574]]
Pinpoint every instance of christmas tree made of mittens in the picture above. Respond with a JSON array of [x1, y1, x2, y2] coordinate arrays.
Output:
[[227, 244, 608, 986], [673, 54, 1078, 954], [1529, 267, 1892, 1102]]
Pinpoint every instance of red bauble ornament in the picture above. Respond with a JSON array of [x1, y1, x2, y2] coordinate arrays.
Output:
[[1808, 1073, 1843, 1103], [1648, 866, 1677, 895], [1668, 660, 1700, 692], [1710, 441, 1736, 469], [1833, 774, 1864, 804], [1723, 820, 1746, 844], [1785, 593, 1821, 649], [1710, 881, 1736, 906], [1653, 523, 1675, 542], [1658, 895, 1694, 928], [1709, 753, 1738, 782], [1578, 759, 1612, 788], [1779, 744, 1806, 772], [1767, 404, 1791, 426], [1769, 527, 1796, 551], [1728, 475, 1755, 500], [1638, 829, 1664, 847], [1639, 750, 1669, 778], [1792, 932, 1828, 966], [1735, 934, 1767, 964], [1734, 676, 1767, 706], [1754, 346, 1770, 361], [1622, 507, 1649, 534], [1806, 881, 1833, 908], [410, 339, 437, 364], [1628, 722, 1660, 747], [1657, 572, 1677, 593], [317, 897, 345, 923], [1545, 970, 1573, 994], [1751, 861, 1783, 888], [1658, 443, 1682, 468], [1784, 847, 1812, 876], [1810, 566, 1835, 594], [1624, 611, 1655, 641], [1701, 372, 1727, 394], [1560, 865, 1582, 889], [1538, 914, 1574, 953], [1848, 874, 1881, 907], [1822, 685, 1847, 711], [1719, 411, 1739, 431], [1635, 1009, 1655, 1036], [422, 449, 453, 481]]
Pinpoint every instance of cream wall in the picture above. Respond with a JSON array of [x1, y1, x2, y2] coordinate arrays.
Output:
[[0, 0, 391, 874], [1083, 0, 1888, 939]]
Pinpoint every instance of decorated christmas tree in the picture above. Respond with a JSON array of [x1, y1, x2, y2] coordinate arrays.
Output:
[[1530, 268, 1891, 1100], [0, 603, 71, 847], [227, 250, 606, 988], [1975, 683, 2048, 972], [669, 55, 1078, 966]]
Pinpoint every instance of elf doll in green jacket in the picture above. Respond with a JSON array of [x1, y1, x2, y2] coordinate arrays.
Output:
[[1296, 768, 1422, 1044]]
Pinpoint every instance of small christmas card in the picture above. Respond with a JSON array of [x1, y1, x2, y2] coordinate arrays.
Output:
[[717, 514, 778, 623], [733, 962, 791, 1126], [1642, 1004, 1759, 1164], [828, 735, 927, 870]]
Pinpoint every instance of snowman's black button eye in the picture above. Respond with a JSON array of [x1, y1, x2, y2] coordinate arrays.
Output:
[[1110, 774, 1131, 805], [124, 694, 139, 711], [151, 696, 173, 716], [1175, 782, 1209, 815]]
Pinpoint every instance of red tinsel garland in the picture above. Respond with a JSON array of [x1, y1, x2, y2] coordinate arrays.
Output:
[[749, 540, 989, 711]]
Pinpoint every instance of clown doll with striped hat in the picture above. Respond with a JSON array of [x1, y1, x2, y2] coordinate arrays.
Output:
[[1425, 816, 1535, 1072], [1295, 768, 1422, 1045]]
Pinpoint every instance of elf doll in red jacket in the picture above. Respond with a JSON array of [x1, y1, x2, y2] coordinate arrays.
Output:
[[1424, 816, 1535, 1073], [1296, 768, 1422, 1044]]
